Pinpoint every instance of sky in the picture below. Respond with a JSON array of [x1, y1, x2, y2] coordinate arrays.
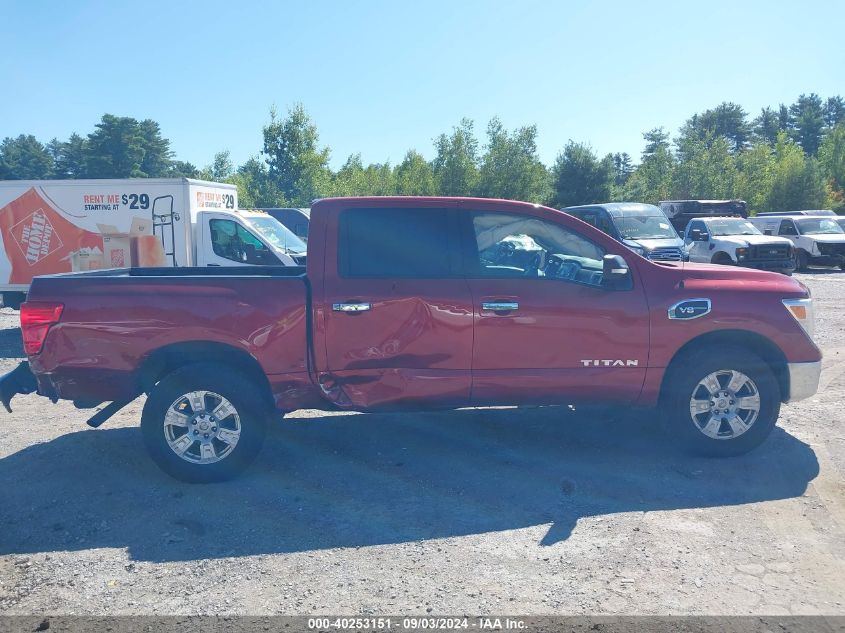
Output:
[[1, 0, 843, 170]]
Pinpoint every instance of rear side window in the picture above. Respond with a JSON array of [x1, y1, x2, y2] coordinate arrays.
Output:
[[338, 208, 456, 278]]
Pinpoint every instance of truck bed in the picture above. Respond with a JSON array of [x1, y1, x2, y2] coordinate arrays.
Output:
[[26, 266, 313, 408]]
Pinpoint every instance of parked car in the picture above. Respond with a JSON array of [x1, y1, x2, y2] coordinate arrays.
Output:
[[659, 199, 747, 233], [260, 207, 310, 242], [1, 196, 821, 482], [564, 203, 686, 261], [683, 217, 795, 275], [750, 215, 845, 271]]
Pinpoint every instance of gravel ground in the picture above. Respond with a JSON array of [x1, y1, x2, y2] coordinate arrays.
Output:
[[0, 271, 844, 616]]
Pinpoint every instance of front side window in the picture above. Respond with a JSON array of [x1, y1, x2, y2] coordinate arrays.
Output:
[[338, 207, 456, 278], [574, 211, 614, 236], [470, 212, 606, 287], [248, 217, 306, 255], [779, 220, 798, 236], [210, 219, 281, 265]]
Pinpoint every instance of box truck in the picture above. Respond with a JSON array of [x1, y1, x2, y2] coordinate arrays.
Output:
[[0, 178, 306, 308]]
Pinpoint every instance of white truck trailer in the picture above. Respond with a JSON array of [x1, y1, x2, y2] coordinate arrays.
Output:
[[0, 178, 306, 308]]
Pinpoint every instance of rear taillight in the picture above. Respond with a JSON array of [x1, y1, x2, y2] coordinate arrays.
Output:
[[20, 302, 64, 355]]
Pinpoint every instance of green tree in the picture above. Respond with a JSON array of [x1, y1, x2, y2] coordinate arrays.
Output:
[[432, 118, 480, 196], [788, 93, 826, 156], [394, 150, 437, 195], [819, 124, 845, 205], [735, 141, 775, 212], [672, 133, 738, 199], [0, 134, 54, 179], [137, 119, 173, 177], [262, 104, 331, 206], [765, 132, 828, 211], [824, 96, 845, 128], [611, 152, 634, 187], [168, 160, 199, 178], [752, 107, 781, 145], [622, 129, 676, 203], [331, 154, 367, 196], [550, 141, 613, 207], [85, 114, 146, 178], [199, 150, 234, 181], [679, 102, 750, 152], [235, 156, 281, 207], [477, 118, 549, 202], [49, 133, 87, 179], [642, 127, 671, 157]]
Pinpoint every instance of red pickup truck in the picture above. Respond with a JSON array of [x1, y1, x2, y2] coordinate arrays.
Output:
[[1, 197, 822, 482]]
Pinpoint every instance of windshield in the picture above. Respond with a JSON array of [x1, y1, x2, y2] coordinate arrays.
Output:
[[247, 216, 307, 254], [617, 215, 678, 240], [706, 219, 762, 236], [796, 218, 845, 235]]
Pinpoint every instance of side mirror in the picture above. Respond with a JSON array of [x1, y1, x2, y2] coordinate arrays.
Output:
[[602, 254, 632, 290], [689, 229, 709, 241], [763, 229, 773, 236]]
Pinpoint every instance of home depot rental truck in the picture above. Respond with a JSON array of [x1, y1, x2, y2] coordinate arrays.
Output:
[[0, 178, 306, 308]]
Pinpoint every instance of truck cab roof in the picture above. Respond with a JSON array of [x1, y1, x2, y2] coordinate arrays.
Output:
[[564, 202, 665, 217]]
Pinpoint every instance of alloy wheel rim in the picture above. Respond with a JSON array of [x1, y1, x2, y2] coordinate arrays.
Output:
[[163, 390, 241, 464], [688, 370, 760, 440]]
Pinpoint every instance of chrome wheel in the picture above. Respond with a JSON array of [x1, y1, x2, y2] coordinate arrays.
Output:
[[163, 390, 241, 464], [688, 369, 761, 440]]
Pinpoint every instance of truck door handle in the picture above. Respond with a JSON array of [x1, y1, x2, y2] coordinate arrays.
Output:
[[482, 301, 519, 312], [332, 302, 372, 313]]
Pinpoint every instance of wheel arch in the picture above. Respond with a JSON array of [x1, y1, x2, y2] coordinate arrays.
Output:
[[710, 251, 735, 264], [659, 329, 789, 404], [137, 341, 275, 409]]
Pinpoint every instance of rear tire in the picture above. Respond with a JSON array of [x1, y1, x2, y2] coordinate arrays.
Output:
[[662, 349, 780, 457], [141, 363, 270, 482]]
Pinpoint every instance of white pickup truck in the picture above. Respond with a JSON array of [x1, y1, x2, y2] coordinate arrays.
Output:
[[683, 216, 795, 275], [750, 215, 845, 271]]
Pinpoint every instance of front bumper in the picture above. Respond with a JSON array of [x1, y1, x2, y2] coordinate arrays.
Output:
[[808, 254, 845, 267], [786, 361, 821, 402], [739, 259, 796, 274]]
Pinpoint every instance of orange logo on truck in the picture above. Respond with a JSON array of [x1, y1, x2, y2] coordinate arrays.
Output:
[[9, 209, 64, 266]]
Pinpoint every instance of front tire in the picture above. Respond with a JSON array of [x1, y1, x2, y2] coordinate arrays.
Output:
[[662, 349, 780, 456], [796, 250, 809, 272], [141, 363, 270, 482]]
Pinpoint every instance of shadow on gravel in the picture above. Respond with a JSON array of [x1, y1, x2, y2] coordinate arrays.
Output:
[[0, 326, 23, 358], [0, 407, 818, 561]]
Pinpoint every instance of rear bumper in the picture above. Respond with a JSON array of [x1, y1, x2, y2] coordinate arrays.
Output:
[[786, 360, 821, 402]]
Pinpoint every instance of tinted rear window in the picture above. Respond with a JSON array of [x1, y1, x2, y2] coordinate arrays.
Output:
[[338, 208, 455, 277]]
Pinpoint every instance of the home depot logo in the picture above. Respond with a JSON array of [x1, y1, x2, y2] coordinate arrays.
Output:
[[9, 209, 63, 265]]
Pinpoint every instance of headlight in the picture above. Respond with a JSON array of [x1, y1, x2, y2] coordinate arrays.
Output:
[[628, 245, 645, 256], [736, 247, 748, 260], [782, 298, 815, 340]]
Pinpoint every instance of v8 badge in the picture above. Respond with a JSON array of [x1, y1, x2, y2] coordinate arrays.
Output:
[[668, 298, 712, 320]]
